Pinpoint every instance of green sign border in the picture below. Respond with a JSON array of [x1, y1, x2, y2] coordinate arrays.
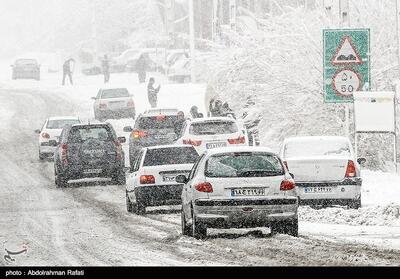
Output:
[[323, 28, 371, 103]]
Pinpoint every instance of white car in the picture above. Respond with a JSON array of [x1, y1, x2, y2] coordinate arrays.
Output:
[[279, 136, 364, 209], [178, 147, 299, 239], [126, 145, 200, 214], [177, 117, 248, 155], [35, 116, 81, 160], [92, 88, 136, 121]]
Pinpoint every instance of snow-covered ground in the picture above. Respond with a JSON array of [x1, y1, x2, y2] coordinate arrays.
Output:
[[1, 66, 400, 266]]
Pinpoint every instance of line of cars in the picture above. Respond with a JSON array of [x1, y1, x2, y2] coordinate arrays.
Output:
[[34, 90, 365, 240]]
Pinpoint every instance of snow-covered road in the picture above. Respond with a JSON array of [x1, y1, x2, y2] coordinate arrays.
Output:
[[1, 72, 400, 266]]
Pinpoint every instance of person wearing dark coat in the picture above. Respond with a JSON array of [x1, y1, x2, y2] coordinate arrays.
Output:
[[136, 54, 147, 83], [221, 102, 235, 119], [147, 77, 160, 108], [102, 54, 110, 83], [190, 106, 204, 118], [62, 58, 75, 85]]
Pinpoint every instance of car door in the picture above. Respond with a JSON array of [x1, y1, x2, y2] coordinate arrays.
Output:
[[127, 150, 145, 193], [182, 154, 204, 218]]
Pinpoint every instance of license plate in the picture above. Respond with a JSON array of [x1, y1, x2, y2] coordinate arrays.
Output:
[[206, 142, 227, 149], [304, 187, 333, 193], [83, 169, 102, 174], [231, 188, 265, 196], [162, 175, 176, 182]]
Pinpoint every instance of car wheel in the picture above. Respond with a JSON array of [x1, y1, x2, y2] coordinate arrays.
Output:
[[192, 209, 206, 239], [181, 208, 192, 236], [271, 219, 298, 237], [55, 172, 68, 188], [348, 198, 361, 209], [134, 194, 146, 215], [39, 151, 45, 161], [126, 191, 133, 213], [112, 170, 126, 185]]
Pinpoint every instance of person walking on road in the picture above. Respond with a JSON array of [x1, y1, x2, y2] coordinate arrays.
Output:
[[102, 54, 110, 83], [147, 77, 160, 108], [136, 54, 147, 83], [62, 58, 75, 86]]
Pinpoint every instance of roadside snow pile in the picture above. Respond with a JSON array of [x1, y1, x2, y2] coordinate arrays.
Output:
[[299, 204, 400, 227]]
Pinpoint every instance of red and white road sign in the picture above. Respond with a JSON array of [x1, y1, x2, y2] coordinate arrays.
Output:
[[332, 69, 362, 96]]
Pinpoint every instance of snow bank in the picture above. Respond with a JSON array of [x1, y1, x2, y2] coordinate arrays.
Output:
[[299, 204, 400, 227]]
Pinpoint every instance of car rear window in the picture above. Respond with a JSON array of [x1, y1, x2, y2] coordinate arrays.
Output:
[[46, 119, 80, 129], [68, 127, 114, 143], [284, 139, 351, 158], [16, 59, 37, 65], [101, 88, 129, 99], [205, 152, 284, 178], [136, 115, 182, 130], [189, 121, 238, 135], [143, 147, 199, 166]]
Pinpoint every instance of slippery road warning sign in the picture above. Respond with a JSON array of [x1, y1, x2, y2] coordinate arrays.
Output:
[[323, 29, 370, 103]]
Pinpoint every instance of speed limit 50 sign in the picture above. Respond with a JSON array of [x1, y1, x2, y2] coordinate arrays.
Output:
[[323, 29, 370, 103]]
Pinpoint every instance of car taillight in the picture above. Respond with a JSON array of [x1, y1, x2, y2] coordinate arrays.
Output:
[[280, 179, 295, 191], [283, 161, 289, 171], [99, 103, 107, 109], [127, 100, 135, 107], [41, 132, 50, 139], [227, 135, 246, 144], [140, 175, 155, 184], [183, 139, 202, 146], [131, 130, 147, 139], [114, 140, 122, 160], [194, 182, 213, 193], [61, 143, 68, 166], [345, 160, 356, 177]]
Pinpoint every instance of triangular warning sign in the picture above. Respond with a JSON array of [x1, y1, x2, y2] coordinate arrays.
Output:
[[331, 36, 363, 65]]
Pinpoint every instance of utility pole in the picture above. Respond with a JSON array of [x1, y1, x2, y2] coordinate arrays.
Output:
[[339, 0, 351, 138], [396, 0, 400, 72], [91, 0, 98, 58], [188, 0, 196, 83]]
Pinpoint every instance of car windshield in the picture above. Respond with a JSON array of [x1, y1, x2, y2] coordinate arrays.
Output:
[[137, 115, 182, 130], [284, 139, 351, 158], [46, 119, 80, 129], [143, 147, 199, 166], [101, 88, 129, 99], [16, 59, 37, 65], [190, 121, 238, 135], [205, 152, 284, 178], [68, 127, 113, 143]]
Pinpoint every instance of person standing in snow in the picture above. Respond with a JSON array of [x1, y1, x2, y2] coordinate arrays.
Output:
[[102, 54, 110, 83], [136, 54, 147, 83], [242, 96, 261, 146], [209, 99, 224, 117], [190, 105, 204, 118], [147, 77, 160, 108], [62, 58, 75, 86], [221, 102, 235, 119]]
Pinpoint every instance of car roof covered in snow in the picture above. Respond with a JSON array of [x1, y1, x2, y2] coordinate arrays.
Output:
[[283, 136, 350, 144], [48, 116, 80, 121], [188, 117, 237, 124], [204, 146, 275, 157]]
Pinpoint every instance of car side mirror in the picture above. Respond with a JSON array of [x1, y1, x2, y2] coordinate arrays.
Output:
[[357, 158, 366, 165], [123, 126, 133, 132], [289, 173, 295, 179], [49, 140, 58, 147], [118, 136, 126, 143], [34, 129, 41, 134], [175, 175, 188, 184]]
